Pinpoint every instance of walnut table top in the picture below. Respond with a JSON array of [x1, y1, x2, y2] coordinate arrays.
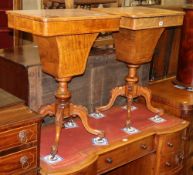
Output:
[[93, 7, 184, 30], [7, 9, 120, 36]]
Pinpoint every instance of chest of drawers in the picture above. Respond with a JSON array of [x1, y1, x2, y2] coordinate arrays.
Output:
[[0, 103, 42, 174], [149, 78, 193, 175], [155, 128, 187, 175]]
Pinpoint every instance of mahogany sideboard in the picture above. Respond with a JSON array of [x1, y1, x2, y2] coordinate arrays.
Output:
[[40, 103, 189, 175], [148, 78, 193, 175], [0, 88, 43, 174]]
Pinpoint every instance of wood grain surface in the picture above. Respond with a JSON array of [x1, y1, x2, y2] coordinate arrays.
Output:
[[7, 9, 120, 36], [93, 7, 184, 30]]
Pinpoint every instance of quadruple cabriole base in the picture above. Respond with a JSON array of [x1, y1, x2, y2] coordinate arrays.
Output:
[[36, 33, 104, 158], [96, 28, 165, 128]]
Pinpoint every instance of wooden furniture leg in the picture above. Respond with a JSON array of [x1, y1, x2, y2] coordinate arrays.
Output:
[[40, 77, 104, 158], [96, 27, 166, 128], [97, 64, 163, 128]]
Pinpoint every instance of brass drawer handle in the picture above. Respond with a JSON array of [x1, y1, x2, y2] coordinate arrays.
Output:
[[18, 130, 27, 143], [20, 156, 29, 169], [177, 153, 185, 163], [165, 161, 171, 167], [140, 144, 147, 150], [167, 142, 174, 148], [105, 158, 113, 164]]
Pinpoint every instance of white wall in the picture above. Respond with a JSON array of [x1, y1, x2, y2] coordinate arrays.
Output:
[[161, 0, 185, 5], [22, 0, 41, 9]]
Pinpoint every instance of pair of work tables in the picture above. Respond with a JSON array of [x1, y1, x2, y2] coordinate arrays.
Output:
[[6, 6, 186, 174]]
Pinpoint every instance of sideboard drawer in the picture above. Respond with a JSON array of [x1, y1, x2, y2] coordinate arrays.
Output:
[[159, 151, 184, 174], [161, 130, 186, 154], [0, 124, 37, 151], [97, 136, 154, 173], [0, 147, 37, 174]]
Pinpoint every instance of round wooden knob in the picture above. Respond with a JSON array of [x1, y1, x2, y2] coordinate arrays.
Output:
[[20, 156, 29, 169], [18, 130, 27, 143], [140, 144, 147, 150], [106, 158, 113, 164], [167, 142, 174, 148], [165, 161, 171, 167]]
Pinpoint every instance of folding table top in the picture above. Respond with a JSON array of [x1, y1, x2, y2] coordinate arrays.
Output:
[[6, 9, 120, 36], [93, 7, 184, 30]]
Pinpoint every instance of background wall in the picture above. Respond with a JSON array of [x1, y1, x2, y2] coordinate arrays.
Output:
[[22, 0, 41, 9], [161, 0, 185, 5], [22, 0, 186, 9]]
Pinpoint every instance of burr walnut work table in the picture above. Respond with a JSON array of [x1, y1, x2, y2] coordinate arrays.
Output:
[[94, 7, 185, 129], [7, 9, 120, 158]]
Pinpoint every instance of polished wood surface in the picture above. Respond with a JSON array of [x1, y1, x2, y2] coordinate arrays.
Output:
[[94, 7, 184, 129], [104, 154, 155, 175], [0, 45, 41, 111], [148, 78, 193, 175], [150, 26, 182, 80], [7, 9, 120, 158], [0, 90, 42, 174], [0, 88, 23, 109], [7, 9, 120, 36], [93, 7, 184, 30], [35, 33, 98, 77], [175, 6, 193, 87], [113, 28, 164, 64], [149, 78, 193, 111], [40, 104, 189, 175], [147, 5, 184, 81]]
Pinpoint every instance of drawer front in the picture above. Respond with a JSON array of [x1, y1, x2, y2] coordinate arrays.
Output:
[[161, 130, 186, 153], [160, 151, 184, 174], [0, 147, 37, 174], [97, 136, 154, 173], [0, 29, 13, 49], [0, 11, 8, 28], [0, 124, 37, 151]]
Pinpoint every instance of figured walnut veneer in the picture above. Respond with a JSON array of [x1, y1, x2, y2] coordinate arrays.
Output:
[[7, 9, 120, 158], [7, 9, 119, 36], [94, 7, 184, 30], [35, 33, 98, 78], [93, 7, 184, 128]]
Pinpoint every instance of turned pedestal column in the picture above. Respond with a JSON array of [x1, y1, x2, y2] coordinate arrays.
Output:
[[7, 9, 120, 157], [94, 7, 184, 128]]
